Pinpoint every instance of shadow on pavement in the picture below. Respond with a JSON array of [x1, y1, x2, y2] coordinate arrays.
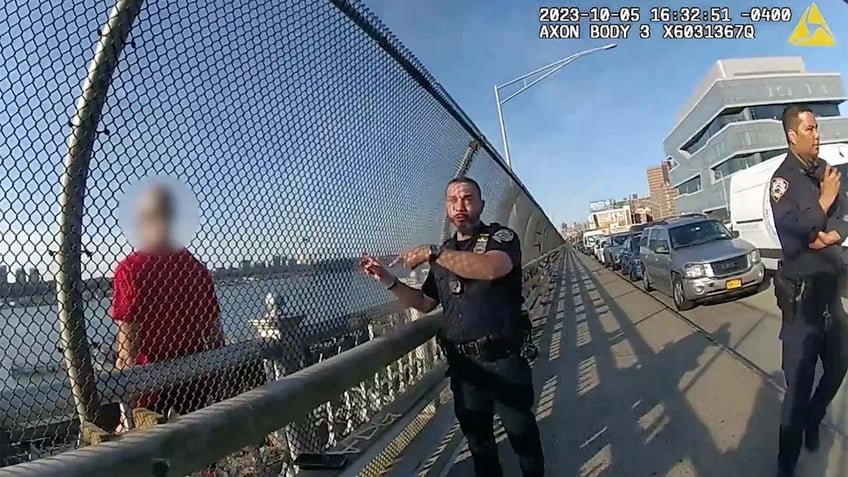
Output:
[[447, 251, 844, 476]]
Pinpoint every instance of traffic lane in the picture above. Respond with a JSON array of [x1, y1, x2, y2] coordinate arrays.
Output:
[[570, 252, 846, 476], [582, 255, 783, 378], [584, 254, 848, 453], [646, 273, 848, 445]]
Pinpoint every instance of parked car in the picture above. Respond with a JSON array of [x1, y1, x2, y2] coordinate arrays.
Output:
[[594, 237, 609, 263], [619, 236, 643, 281], [602, 233, 629, 269], [619, 223, 651, 281], [639, 216, 765, 310]]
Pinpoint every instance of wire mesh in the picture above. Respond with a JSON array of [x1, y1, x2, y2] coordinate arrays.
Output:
[[0, 0, 562, 470]]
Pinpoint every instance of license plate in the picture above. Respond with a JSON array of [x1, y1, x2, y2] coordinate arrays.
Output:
[[726, 279, 742, 290]]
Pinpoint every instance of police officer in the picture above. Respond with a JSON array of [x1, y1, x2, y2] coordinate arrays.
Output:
[[769, 104, 848, 477], [360, 176, 545, 477]]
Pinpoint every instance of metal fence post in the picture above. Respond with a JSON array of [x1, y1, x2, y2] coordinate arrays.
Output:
[[56, 0, 145, 426], [250, 294, 320, 462]]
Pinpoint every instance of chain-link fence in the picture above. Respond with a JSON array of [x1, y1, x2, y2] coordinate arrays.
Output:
[[0, 0, 562, 470]]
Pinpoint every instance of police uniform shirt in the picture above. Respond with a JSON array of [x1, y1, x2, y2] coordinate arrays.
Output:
[[421, 223, 523, 343], [770, 152, 846, 277], [810, 159, 848, 240]]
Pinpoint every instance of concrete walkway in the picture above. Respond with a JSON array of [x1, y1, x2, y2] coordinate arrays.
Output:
[[427, 250, 848, 476]]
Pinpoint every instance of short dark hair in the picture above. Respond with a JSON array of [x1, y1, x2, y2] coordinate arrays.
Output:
[[781, 104, 814, 136], [447, 176, 482, 198]]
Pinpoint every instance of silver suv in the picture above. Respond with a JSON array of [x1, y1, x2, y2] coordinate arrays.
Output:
[[639, 216, 765, 310]]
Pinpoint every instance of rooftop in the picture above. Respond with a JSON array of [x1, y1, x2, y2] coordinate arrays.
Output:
[[675, 57, 809, 124]]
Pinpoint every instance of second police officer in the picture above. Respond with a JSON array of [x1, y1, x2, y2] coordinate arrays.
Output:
[[769, 104, 848, 477], [360, 176, 545, 477]]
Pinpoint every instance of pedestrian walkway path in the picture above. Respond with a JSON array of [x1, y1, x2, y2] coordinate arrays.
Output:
[[396, 250, 848, 477]]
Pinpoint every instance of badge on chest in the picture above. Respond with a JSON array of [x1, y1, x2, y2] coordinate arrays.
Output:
[[473, 234, 489, 254]]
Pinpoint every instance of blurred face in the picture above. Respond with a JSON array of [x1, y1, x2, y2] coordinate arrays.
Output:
[[788, 111, 820, 160], [136, 189, 174, 251], [446, 182, 484, 234]]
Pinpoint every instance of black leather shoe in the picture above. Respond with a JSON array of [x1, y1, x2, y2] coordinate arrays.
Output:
[[805, 425, 821, 452], [776, 466, 795, 477]]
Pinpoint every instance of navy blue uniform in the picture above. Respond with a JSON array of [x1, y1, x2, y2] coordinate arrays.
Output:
[[422, 222, 544, 477], [769, 152, 848, 474]]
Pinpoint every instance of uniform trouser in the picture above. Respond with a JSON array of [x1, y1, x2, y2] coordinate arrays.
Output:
[[448, 352, 545, 477], [776, 274, 848, 470]]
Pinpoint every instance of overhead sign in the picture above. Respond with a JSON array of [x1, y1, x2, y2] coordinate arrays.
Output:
[[591, 206, 631, 232], [589, 199, 614, 212], [788, 2, 835, 46]]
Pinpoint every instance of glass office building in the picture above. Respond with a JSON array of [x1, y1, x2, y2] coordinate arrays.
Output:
[[664, 57, 848, 221]]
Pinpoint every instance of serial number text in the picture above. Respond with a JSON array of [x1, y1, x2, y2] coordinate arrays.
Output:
[[662, 23, 756, 40]]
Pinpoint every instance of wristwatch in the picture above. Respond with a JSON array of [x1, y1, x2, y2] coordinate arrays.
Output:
[[428, 244, 442, 263]]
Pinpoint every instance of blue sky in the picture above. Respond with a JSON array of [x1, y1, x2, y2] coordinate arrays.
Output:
[[1, 0, 845, 281], [364, 0, 848, 225], [1, 0, 510, 280]]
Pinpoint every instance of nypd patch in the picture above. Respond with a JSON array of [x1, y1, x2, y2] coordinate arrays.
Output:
[[492, 228, 515, 243], [770, 177, 789, 202]]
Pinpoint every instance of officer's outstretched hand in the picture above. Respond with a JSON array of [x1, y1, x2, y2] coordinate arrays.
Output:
[[360, 253, 394, 286], [389, 245, 430, 270]]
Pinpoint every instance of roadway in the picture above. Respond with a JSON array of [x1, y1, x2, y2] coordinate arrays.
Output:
[[392, 248, 848, 477]]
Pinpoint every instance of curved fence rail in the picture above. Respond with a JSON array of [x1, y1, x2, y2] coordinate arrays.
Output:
[[1, 247, 564, 477], [0, 0, 563, 470]]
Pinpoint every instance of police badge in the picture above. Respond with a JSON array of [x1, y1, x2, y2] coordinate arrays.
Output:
[[492, 228, 515, 243], [770, 177, 789, 202], [449, 278, 463, 295], [473, 234, 489, 254]]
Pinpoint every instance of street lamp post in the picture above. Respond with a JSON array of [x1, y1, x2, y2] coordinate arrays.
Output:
[[494, 43, 617, 169]]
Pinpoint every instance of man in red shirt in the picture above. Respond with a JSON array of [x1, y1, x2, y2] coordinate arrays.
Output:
[[111, 184, 225, 416]]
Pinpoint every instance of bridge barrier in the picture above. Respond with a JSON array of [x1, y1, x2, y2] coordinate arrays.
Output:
[[0, 0, 563, 469], [0, 247, 564, 476]]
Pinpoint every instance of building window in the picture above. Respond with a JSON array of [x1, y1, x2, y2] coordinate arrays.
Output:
[[681, 108, 745, 155], [711, 149, 787, 180], [750, 102, 840, 121], [665, 156, 678, 170], [680, 101, 841, 156], [676, 175, 701, 195]]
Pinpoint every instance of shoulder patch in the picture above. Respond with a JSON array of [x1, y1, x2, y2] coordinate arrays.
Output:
[[770, 177, 789, 202], [492, 228, 515, 243]]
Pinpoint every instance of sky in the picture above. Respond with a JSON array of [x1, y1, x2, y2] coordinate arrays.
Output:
[[1, 0, 845, 281], [363, 0, 848, 225], [1, 0, 553, 281]]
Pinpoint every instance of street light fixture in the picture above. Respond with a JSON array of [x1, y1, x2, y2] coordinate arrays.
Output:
[[494, 43, 617, 169]]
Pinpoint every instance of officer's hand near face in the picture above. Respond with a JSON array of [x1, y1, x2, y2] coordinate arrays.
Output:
[[389, 246, 430, 270], [820, 165, 842, 210]]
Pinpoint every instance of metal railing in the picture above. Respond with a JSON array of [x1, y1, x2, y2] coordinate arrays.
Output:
[[0, 0, 563, 470], [0, 247, 563, 476]]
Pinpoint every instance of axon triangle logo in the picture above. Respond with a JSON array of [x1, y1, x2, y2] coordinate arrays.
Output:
[[788, 2, 836, 46]]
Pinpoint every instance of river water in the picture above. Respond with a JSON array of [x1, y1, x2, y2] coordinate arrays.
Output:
[[0, 267, 418, 387]]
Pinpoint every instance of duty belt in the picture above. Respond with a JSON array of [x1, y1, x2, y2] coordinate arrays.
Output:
[[442, 335, 522, 362]]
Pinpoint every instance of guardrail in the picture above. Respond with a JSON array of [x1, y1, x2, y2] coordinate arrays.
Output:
[[0, 0, 564, 469], [1, 300, 400, 427], [0, 247, 564, 476]]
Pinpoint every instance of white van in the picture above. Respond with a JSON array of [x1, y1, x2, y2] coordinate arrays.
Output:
[[729, 143, 848, 271], [582, 229, 604, 250]]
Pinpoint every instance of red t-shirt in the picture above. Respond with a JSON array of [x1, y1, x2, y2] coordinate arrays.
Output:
[[111, 249, 222, 365]]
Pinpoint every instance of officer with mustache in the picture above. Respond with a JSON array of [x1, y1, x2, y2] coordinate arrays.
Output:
[[361, 176, 545, 477]]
